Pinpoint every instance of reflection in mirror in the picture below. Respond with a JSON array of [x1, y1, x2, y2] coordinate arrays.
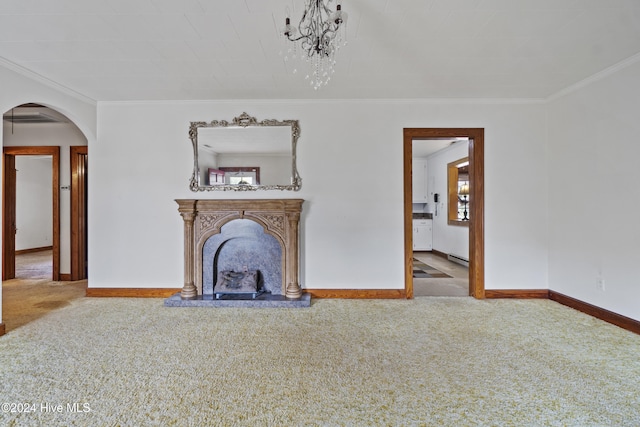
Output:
[[189, 113, 301, 191], [210, 167, 260, 186]]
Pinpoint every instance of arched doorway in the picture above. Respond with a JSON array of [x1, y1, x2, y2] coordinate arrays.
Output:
[[2, 104, 88, 281]]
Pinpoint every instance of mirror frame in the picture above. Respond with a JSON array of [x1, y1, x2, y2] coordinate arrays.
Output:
[[189, 112, 301, 191]]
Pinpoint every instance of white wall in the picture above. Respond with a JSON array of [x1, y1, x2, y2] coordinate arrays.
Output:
[[548, 59, 640, 322], [426, 141, 469, 258], [0, 65, 96, 137], [14, 156, 52, 251], [0, 61, 96, 326], [92, 100, 549, 292]]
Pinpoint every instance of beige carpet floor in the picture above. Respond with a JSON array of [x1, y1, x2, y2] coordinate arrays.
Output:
[[0, 296, 639, 426]]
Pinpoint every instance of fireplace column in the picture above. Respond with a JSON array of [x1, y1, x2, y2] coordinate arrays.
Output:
[[285, 210, 302, 299], [178, 200, 197, 299]]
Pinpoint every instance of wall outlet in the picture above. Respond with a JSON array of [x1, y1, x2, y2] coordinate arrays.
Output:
[[596, 276, 605, 292]]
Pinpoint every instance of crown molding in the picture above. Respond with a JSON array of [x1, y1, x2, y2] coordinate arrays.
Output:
[[0, 56, 96, 106], [99, 97, 545, 107], [547, 52, 640, 102]]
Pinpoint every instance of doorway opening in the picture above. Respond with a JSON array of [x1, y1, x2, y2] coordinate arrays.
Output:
[[3, 146, 60, 281], [412, 138, 469, 296], [403, 128, 484, 299]]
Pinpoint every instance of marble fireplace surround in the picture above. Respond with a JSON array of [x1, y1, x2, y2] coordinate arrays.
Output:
[[175, 199, 304, 301]]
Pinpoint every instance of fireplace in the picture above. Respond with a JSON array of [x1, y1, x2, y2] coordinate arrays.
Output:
[[167, 199, 308, 307]]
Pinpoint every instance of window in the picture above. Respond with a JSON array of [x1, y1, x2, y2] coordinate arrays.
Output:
[[447, 157, 469, 226]]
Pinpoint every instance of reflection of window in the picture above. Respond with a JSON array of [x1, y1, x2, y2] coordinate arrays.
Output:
[[229, 176, 255, 185], [219, 167, 260, 185], [447, 157, 469, 226]]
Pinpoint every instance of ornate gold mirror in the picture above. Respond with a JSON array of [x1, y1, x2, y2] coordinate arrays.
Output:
[[189, 112, 301, 191]]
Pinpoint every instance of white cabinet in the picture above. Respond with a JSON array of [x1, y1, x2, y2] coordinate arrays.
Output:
[[413, 219, 432, 251], [412, 158, 428, 203]]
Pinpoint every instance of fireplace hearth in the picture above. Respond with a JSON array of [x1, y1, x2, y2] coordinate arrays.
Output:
[[165, 199, 310, 308]]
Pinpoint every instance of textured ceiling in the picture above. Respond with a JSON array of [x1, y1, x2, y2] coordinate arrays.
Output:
[[0, 0, 639, 101]]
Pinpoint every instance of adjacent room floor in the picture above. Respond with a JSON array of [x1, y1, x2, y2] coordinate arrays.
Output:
[[413, 251, 469, 297], [2, 250, 86, 333], [13, 249, 53, 279]]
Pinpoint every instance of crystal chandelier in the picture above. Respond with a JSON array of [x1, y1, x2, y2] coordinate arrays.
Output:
[[282, 0, 348, 90]]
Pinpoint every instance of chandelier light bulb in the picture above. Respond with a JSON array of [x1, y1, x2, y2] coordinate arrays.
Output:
[[283, 17, 298, 38]]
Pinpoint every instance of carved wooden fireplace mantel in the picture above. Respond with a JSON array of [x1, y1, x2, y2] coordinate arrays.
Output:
[[176, 199, 304, 300]]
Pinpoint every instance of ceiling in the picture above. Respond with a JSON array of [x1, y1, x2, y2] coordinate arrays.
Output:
[[413, 138, 463, 158], [199, 125, 291, 155], [0, 0, 639, 102], [2, 103, 70, 123]]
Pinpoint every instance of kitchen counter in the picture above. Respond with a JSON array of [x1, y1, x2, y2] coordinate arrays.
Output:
[[412, 213, 433, 219]]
